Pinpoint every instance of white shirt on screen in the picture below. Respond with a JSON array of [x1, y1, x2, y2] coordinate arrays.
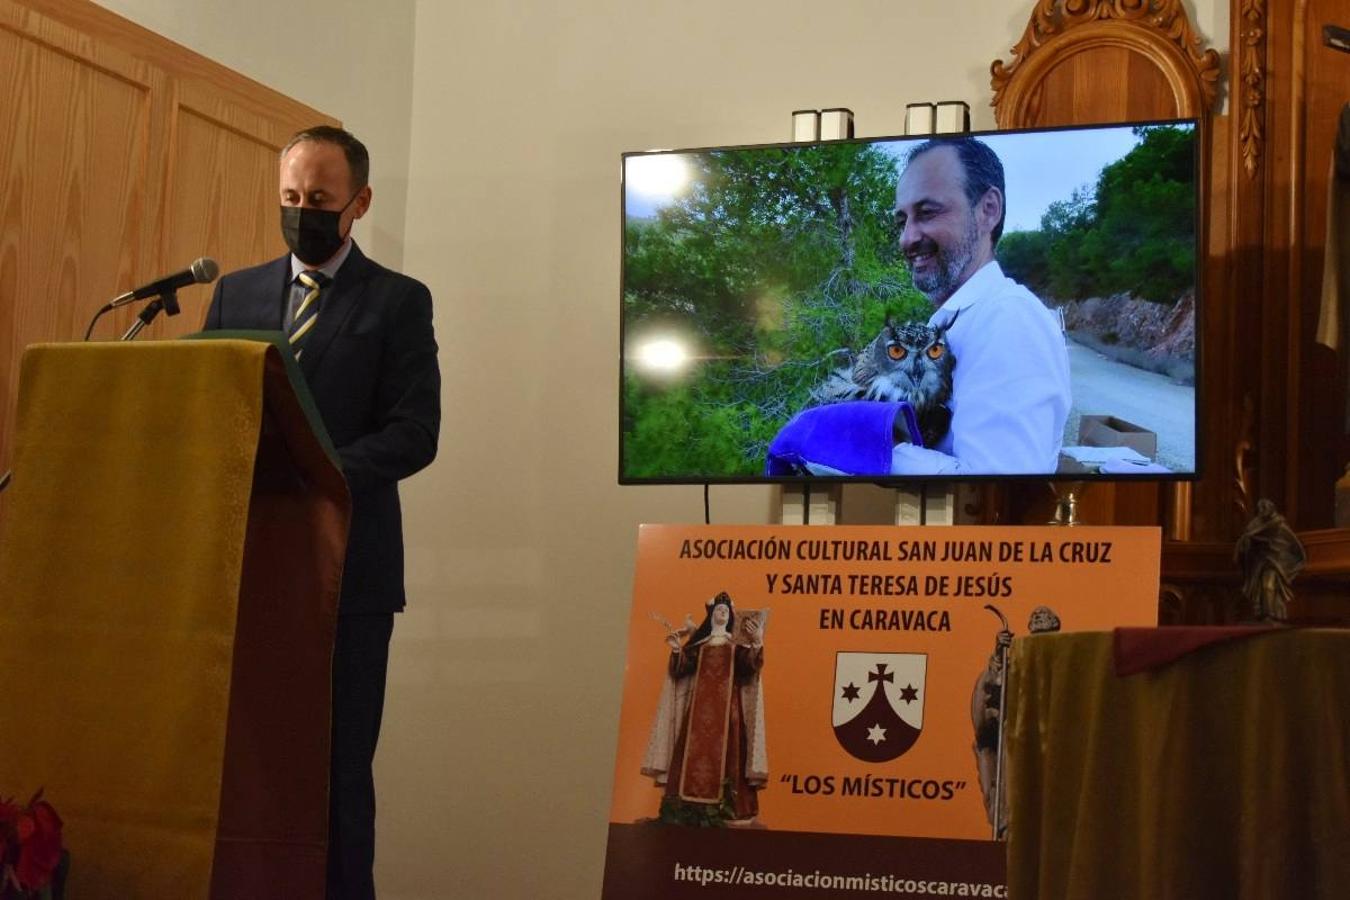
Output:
[[891, 260, 1071, 475]]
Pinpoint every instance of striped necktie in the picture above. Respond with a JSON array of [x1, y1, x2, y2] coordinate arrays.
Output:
[[289, 270, 328, 359]]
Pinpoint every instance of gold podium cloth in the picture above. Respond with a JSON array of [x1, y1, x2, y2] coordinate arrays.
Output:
[[0, 340, 348, 899], [1005, 629, 1350, 900]]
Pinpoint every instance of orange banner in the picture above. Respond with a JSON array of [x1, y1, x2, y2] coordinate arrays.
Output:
[[603, 524, 1159, 898]]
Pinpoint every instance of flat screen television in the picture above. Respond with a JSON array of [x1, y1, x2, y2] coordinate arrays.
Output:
[[620, 119, 1200, 484]]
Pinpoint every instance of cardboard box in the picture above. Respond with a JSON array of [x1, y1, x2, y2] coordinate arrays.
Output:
[[1078, 415, 1158, 460]]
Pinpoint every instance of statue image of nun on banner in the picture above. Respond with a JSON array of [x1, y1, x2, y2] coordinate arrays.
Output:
[[641, 592, 769, 825]]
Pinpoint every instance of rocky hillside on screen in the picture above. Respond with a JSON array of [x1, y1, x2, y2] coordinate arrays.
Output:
[[1058, 291, 1195, 384]]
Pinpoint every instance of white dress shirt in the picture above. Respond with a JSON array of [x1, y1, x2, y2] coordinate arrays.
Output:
[[891, 260, 1071, 475]]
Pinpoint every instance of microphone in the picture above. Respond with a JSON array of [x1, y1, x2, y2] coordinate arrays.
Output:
[[84, 257, 218, 341], [108, 257, 219, 309]]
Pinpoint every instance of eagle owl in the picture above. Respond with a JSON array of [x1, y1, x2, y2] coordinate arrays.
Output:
[[812, 319, 956, 448]]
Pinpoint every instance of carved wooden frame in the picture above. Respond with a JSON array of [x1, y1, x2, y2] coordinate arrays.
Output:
[[990, 0, 1222, 126], [984, 0, 1228, 581]]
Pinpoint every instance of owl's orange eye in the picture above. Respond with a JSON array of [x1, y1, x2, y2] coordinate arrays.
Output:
[[887, 344, 907, 361], [926, 344, 945, 360]]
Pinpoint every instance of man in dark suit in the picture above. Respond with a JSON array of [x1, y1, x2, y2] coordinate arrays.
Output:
[[204, 125, 440, 900]]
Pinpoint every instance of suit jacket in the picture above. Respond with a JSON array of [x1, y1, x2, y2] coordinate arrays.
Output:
[[204, 242, 440, 614]]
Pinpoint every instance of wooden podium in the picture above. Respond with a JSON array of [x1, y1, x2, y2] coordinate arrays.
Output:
[[0, 338, 350, 900], [1004, 628, 1350, 900]]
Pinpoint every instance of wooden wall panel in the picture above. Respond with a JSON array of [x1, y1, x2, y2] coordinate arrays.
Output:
[[1288, 0, 1350, 527], [0, 5, 160, 481], [1194, 112, 1235, 542], [0, 0, 337, 505]]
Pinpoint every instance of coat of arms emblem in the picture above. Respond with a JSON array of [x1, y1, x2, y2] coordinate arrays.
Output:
[[832, 652, 926, 763]]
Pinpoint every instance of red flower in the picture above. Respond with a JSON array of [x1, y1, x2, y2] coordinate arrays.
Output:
[[0, 797, 18, 870], [13, 796, 62, 891], [0, 792, 64, 896]]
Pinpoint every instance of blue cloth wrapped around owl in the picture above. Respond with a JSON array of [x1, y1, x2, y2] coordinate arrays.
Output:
[[764, 400, 923, 477], [764, 319, 955, 476]]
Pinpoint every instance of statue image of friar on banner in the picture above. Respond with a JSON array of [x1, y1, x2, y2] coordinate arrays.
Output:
[[640, 591, 769, 827], [971, 603, 1062, 839]]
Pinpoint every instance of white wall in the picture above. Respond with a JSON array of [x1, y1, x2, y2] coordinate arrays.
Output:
[[90, 1, 1229, 897]]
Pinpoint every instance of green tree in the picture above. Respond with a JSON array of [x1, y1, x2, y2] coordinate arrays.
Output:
[[998, 124, 1195, 304], [997, 230, 1052, 294]]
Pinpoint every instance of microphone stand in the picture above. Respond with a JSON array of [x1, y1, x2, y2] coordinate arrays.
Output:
[[120, 288, 180, 342], [0, 289, 180, 494]]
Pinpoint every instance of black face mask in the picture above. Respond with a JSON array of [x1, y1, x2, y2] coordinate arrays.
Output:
[[280, 193, 358, 265]]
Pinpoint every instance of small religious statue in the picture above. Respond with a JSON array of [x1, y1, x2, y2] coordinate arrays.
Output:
[[642, 592, 769, 826], [1234, 498, 1306, 622], [970, 604, 1061, 840]]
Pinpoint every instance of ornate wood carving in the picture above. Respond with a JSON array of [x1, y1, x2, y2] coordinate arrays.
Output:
[[1237, 0, 1266, 177], [990, 0, 1222, 125]]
